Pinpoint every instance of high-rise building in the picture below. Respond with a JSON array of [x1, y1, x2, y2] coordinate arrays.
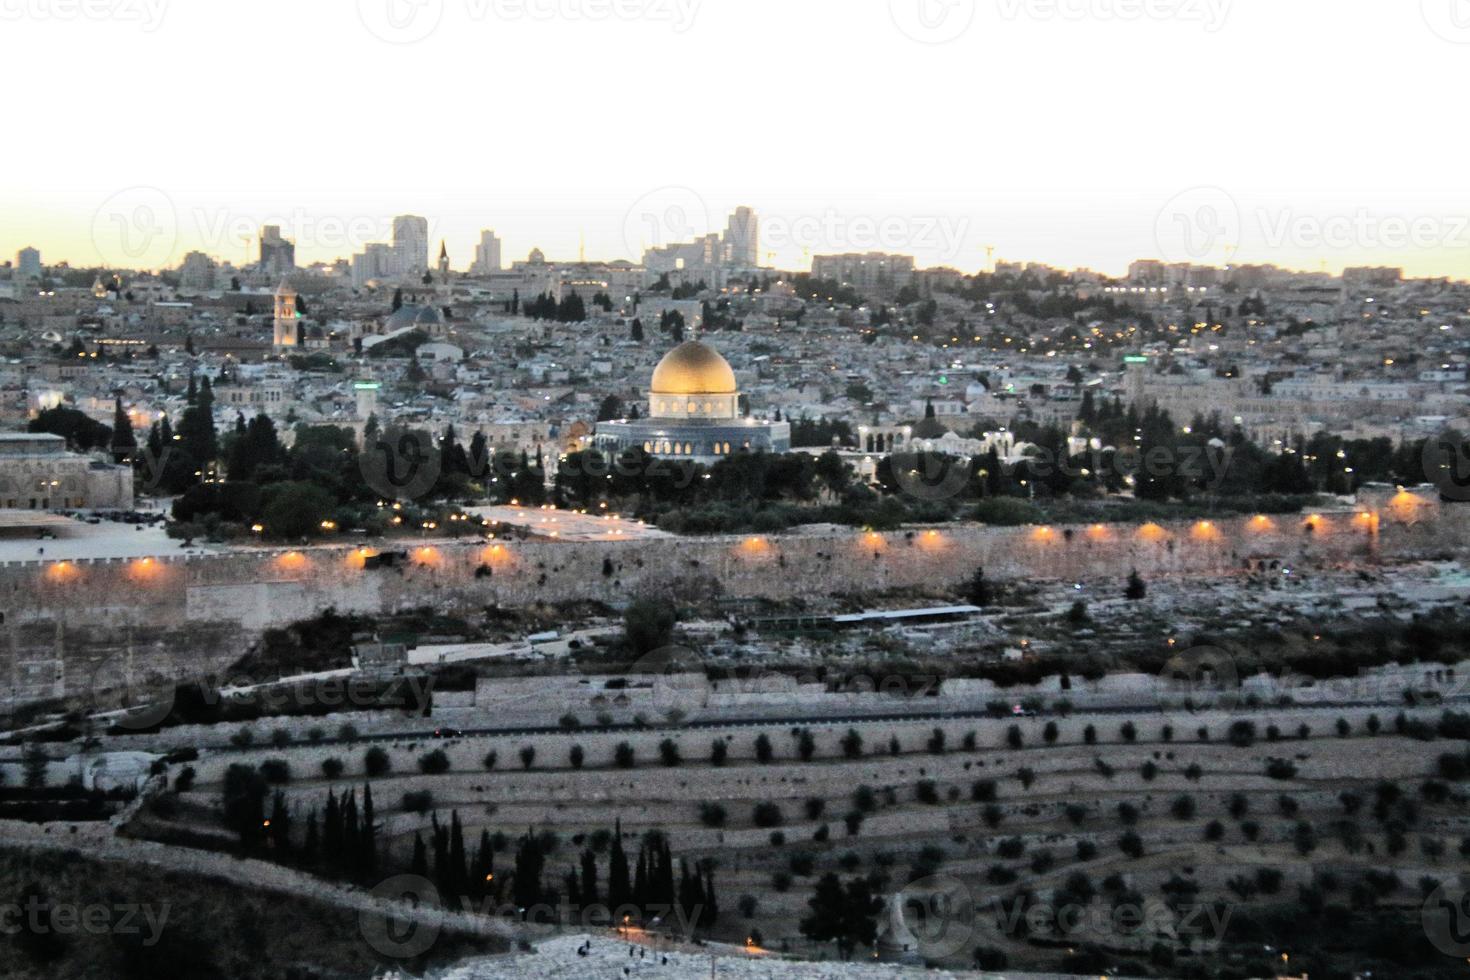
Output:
[[472, 229, 502, 274], [724, 206, 759, 267], [15, 247, 41, 281], [259, 226, 296, 274], [810, 252, 915, 292], [352, 243, 396, 287], [179, 251, 217, 289], [392, 215, 429, 277]]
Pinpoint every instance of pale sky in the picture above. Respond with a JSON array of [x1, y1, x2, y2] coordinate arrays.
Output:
[[3, 0, 1468, 278]]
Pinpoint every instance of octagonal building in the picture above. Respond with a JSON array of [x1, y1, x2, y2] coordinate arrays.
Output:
[[592, 340, 789, 462]]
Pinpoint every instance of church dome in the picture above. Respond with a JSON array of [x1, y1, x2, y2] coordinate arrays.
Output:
[[650, 341, 737, 395], [385, 304, 443, 330]]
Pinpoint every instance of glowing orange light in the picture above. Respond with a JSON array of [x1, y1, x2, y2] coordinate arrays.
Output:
[[1137, 522, 1167, 542], [45, 561, 78, 583], [1191, 520, 1221, 541]]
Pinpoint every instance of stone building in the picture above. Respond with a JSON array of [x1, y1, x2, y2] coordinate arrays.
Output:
[[0, 433, 134, 510], [593, 339, 790, 462]]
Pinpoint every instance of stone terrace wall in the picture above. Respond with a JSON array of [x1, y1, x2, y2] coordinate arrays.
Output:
[[1, 490, 1461, 705]]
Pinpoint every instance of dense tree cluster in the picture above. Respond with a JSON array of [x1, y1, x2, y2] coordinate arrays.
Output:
[[28, 405, 113, 451], [523, 291, 587, 323]]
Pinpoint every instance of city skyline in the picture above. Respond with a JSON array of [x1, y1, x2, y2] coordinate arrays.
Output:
[[8, 187, 1469, 281]]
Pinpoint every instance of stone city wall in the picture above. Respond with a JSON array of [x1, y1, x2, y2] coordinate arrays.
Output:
[[1, 489, 1461, 706]]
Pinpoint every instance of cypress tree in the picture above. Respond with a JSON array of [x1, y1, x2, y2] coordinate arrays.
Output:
[[341, 790, 360, 874], [411, 832, 428, 878], [449, 811, 467, 901], [323, 789, 342, 867], [360, 783, 377, 875], [110, 397, 136, 464], [608, 821, 630, 911], [700, 859, 718, 928], [653, 834, 675, 909], [633, 848, 648, 914], [302, 809, 319, 866], [472, 830, 495, 899], [432, 813, 450, 898], [268, 790, 291, 856], [580, 849, 598, 907]]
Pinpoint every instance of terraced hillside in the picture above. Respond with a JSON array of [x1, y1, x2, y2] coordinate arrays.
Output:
[[133, 703, 1470, 977]]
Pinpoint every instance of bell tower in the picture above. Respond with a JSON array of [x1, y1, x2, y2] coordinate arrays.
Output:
[[272, 280, 298, 351]]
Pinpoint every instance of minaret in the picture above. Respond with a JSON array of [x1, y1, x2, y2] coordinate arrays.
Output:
[[272, 279, 298, 351], [436, 241, 451, 311]]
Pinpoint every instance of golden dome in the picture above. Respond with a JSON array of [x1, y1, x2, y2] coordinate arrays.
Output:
[[649, 340, 737, 395]]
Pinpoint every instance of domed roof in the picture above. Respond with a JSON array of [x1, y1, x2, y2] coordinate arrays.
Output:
[[385, 304, 444, 330], [650, 340, 737, 395]]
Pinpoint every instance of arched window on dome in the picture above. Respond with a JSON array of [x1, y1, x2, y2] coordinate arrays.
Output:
[[686, 401, 696, 414], [643, 441, 651, 452], [684, 443, 692, 455]]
